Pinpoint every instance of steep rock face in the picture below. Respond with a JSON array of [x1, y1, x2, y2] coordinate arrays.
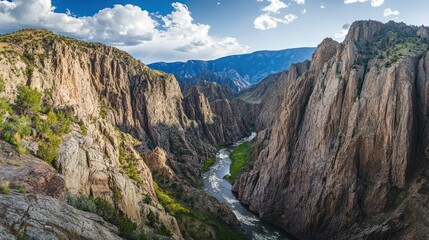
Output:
[[184, 86, 249, 147], [234, 21, 429, 239], [182, 80, 234, 102], [237, 60, 311, 130]]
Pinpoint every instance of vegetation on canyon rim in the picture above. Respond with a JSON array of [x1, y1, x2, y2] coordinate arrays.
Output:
[[0, 78, 84, 165]]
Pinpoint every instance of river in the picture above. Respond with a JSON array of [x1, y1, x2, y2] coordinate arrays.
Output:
[[202, 133, 291, 240]]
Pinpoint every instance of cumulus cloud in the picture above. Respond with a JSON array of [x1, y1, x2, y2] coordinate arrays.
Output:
[[254, 14, 279, 30], [0, 0, 156, 44], [262, 0, 288, 14], [254, 0, 297, 30], [0, 0, 248, 63], [344, 0, 384, 7], [383, 8, 399, 17], [254, 13, 297, 30], [334, 23, 351, 39], [370, 0, 384, 7]]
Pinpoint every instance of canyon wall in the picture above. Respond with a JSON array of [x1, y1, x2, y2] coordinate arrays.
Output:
[[234, 21, 429, 239]]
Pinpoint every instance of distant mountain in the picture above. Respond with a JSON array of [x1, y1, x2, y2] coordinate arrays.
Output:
[[149, 47, 316, 91]]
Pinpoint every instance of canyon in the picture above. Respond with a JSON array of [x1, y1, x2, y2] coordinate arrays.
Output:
[[1, 20, 429, 240]]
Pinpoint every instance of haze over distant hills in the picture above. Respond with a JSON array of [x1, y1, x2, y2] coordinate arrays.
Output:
[[149, 48, 316, 91]]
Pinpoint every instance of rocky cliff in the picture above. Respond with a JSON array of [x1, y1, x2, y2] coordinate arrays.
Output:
[[234, 21, 429, 239], [0, 29, 246, 239]]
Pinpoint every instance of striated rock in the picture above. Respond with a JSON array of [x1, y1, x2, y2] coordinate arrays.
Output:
[[184, 86, 249, 148], [0, 193, 123, 240], [237, 60, 311, 130], [234, 20, 429, 239]]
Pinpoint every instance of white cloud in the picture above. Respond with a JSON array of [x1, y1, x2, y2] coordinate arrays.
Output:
[[0, 0, 157, 44], [254, 0, 297, 30], [262, 0, 288, 14], [254, 14, 279, 30], [301, 9, 307, 14], [284, 14, 297, 23], [370, 0, 384, 7], [334, 23, 350, 39], [293, 0, 305, 5], [254, 13, 297, 30], [320, 5, 325, 9], [0, 0, 249, 63], [344, 0, 384, 7], [383, 8, 399, 17]]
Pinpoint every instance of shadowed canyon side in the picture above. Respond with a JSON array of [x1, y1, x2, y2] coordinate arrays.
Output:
[[0, 29, 249, 239], [234, 20, 429, 239]]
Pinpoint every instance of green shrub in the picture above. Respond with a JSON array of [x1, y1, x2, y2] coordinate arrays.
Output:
[[38, 132, 62, 164], [0, 76, 5, 93], [118, 217, 138, 239], [47, 109, 58, 125], [126, 159, 141, 183], [80, 123, 87, 136], [147, 210, 156, 227], [67, 195, 97, 213], [17, 185, 26, 194], [119, 146, 125, 164], [33, 115, 51, 135], [385, 60, 392, 68], [55, 111, 72, 134], [153, 182, 190, 215], [92, 197, 146, 240], [68, 195, 147, 240], [144, 195, 152, 204], [201, 157, 216, 172], [3, 115, 31, 139], [2, 116, 30, 155], [15, 85, 42, 114], [112, 185, 122, 205], [0, 182, 10, 194], [93, 197, 118, 223], [156, 224, 172, 237], [0, 97, 12, 115]]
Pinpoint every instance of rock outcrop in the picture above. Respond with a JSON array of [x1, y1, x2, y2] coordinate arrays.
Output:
[[234, 20, 429, 239], [0, 193, 123, 240]]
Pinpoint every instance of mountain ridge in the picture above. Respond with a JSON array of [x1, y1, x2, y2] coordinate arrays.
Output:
[[149, 47, 316, 91]]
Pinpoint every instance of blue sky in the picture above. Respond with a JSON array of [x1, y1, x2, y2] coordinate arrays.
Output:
[[0, 0, 428, 63]]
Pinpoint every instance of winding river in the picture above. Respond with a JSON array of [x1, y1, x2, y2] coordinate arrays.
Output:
[[202, 133, 291, 240]]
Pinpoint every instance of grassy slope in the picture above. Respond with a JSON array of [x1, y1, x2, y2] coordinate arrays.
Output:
[[224, 141, 254, 184]]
